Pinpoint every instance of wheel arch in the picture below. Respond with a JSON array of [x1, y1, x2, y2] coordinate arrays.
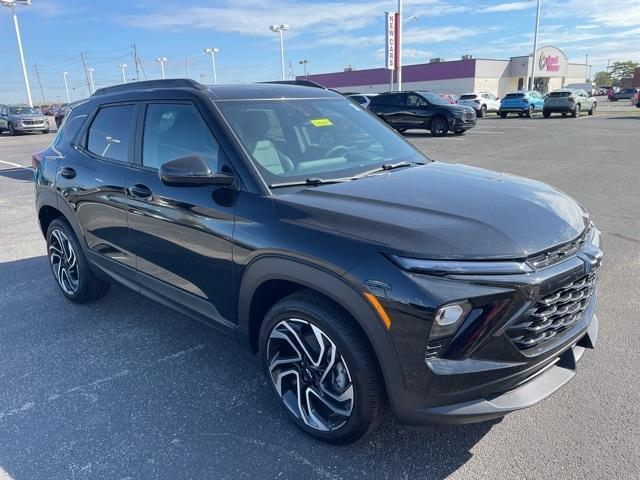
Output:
[[237, 255, 405, 395]]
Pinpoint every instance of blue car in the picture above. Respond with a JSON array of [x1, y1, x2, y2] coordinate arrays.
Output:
[[498, 91, 545, 118]]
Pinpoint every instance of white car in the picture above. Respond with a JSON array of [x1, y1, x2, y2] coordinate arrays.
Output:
[[457, 92, 500, 117], [346, 93, 377, 109]]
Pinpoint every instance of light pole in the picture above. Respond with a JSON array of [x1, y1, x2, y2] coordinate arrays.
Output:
[[270, 24, 290, 81], [204, 48, 219, 84], [61, 71, 70, 103], [87, 68, 95, 94], [299, 59, 309, 78], [156, 57, 167, 79], [119, 63, 127, 84], [528, 0, 541, 91], [2, 0, 33, 106]]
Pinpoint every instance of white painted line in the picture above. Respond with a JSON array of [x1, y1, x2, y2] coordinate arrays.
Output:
[[0, 159, 31, 169]]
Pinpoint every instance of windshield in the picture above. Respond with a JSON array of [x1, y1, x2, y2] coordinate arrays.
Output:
[[215, 97, 428, 187], [9, 106, 38, 115], [415, 92, 452, 106]]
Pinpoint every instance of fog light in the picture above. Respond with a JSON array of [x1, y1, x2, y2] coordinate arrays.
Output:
[[430, 302, 471, 340]]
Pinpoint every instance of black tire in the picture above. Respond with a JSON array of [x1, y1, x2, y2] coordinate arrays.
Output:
[[395, 128, 407, 133], [42, 129, 50, 134], [259, 290, 385, 445], [8, 123, 17, 136], [525, 105, 534, 118], [589, 103, 596, 115], [478, 105, 487, 118], [429, 116, 449, 137], [543, 110, 551, 118], [46, 218, 110, 303], [571, 104, 580, 117], [454, 129, 465, 135], [499, 111, 507, 118], [561, 112, 568, 117]]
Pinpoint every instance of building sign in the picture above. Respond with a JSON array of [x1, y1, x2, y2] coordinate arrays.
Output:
[[385, 12, 398, 70], [534, 46, 568, 77]]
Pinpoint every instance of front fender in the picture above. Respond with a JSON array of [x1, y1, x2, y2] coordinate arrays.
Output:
[[236, 255, 405, 398]]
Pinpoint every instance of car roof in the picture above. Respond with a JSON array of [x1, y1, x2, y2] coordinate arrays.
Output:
[[90, 79, 340, 102]]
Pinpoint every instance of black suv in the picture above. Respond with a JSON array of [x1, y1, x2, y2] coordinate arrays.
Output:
[[368, 90, 476, 136], [34, 79, 601, 444]]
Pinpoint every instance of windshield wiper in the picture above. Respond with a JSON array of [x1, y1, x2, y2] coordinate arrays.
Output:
[[269, 177, 351, 189], [353, 161, 417, 179]]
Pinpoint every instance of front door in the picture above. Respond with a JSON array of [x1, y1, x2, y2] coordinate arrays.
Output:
[[125, 101, 236, 327], [405, 93, 432, 127], [55, 103, 138, 280]]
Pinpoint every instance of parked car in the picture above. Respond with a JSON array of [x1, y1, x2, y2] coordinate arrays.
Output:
[[368, 90, 476, 136], [54, 105, 70, 128], [346, 93, 377, 109], [498, 91, 545, 118], [438, 93, 459, 105], [543, 89, 596, 117], [610, 88, 638, 101], [0, 104, 49, 135], [34, 79, 602, 444], [457, 92, 500, 117]]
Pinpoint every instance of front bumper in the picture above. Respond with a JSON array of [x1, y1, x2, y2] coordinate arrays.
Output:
[[407, 314, 597, 425], [451, 117, 476, 130]]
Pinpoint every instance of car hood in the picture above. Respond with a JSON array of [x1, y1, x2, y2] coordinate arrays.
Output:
[[274, 162, 589, 260]]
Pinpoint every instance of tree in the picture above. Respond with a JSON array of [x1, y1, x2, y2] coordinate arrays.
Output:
[[594, 70, 613, 87], [609, 60, 639, 80]]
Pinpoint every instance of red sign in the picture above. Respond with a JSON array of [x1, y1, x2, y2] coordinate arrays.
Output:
[[539, 52, 560, 72]]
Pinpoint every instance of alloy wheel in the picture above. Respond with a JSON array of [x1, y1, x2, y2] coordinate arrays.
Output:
[[267, 318, 354, 431], [48, 229, 79, 295]]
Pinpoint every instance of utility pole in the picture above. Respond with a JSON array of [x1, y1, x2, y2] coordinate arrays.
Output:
[[80, 51, 91, 95], [132, 43, 140, 82], [33, 64, 46, 105], [529, 0, 541, 91]]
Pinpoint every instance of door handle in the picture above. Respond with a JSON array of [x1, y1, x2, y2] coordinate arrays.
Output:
[[128, 183, 153, 199], [60, 167, 76, 179]]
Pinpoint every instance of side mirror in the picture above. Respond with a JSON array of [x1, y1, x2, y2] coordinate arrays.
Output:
[[159, 155, 236, 187]]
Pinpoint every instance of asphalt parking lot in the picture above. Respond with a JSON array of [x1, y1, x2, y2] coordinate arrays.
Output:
[[1, 102, 639, 480]]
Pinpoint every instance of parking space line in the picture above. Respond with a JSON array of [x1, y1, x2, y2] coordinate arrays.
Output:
[[0, 159, 31, 169]]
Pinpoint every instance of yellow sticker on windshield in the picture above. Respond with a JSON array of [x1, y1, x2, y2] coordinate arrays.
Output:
[[310, 118, 333, 127]]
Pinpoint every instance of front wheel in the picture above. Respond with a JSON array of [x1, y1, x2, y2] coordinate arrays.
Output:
[[454, 129, 466, 135], [47, 218, 110, 303], [430, 116, 449, 136], [499, 112, 507, 118], [543, 110, 551, 118], [259, 291, 385, 444], [525, 105, 534, 117], [589, 103, 596, 115], [395, 128, 407, 133], [42, 129, 50, 134], [8, 123, 17, 136]]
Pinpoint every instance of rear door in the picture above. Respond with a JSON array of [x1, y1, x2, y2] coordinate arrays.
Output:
[[370, 93, 406, 126], [124, 100, 236, 327], [55, 102, 138, 282]]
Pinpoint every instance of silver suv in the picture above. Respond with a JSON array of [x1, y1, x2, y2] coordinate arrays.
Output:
[[543, 89, 596, 118], [0, 104, 50, 135]]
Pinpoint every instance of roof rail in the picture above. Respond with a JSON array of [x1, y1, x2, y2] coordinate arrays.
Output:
[[261, 79, 328, 89], [92, 79, 206, 97]]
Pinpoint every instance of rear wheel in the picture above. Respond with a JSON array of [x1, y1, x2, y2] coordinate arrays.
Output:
[[454, 129, 466, 135], [572, 104, 581, 117], [259, 291, 385, 444], [589, 103, 596, 115], [525, 105, 534, 118], [430, 116, 449, 136], [478, 105, 487, 118], [499, 112, 507, 118], [46, 218, 110, 303], [543, 110, 551, 118]]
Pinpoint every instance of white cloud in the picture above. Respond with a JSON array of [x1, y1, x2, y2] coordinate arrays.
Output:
[[480, 2, 534, 13]]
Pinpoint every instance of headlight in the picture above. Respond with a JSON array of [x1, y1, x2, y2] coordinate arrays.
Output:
[[589, 226, 601, 248], [391, 255, 533, 275]]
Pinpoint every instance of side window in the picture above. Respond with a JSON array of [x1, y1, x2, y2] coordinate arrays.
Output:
[[386, 94, 405, 106], [53, 112, 86, 150], [142, 103, 220, 171], [406, 94, 427, 107], [87, 105, 135, 162]]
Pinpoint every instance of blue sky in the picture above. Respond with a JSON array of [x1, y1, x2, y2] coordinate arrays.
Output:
[[1, 0, 639, 104]]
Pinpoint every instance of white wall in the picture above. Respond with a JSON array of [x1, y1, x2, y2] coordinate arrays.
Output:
[[333, 78, 475, 95]]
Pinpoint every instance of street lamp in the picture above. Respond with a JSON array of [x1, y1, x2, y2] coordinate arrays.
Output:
[[61, 71, 70, 103], [299, 59, 309, 78], [270, 24, 290, 81], [119, 63, 127, 84], [204, 48, 219, 84], [1, 0, 33, 106], [87, 68, 95, 94], [156, 57, 167, 79]]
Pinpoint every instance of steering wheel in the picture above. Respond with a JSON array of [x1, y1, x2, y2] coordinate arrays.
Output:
[[325, 145, 348, 157]]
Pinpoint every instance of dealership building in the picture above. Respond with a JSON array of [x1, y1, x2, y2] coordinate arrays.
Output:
[[301, 46, 588, 97]]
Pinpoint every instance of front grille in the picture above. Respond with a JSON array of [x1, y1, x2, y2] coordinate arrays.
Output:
[[22, 120, 43, 126], [527, 228, 590, 269], [507, 267, 598, 350]]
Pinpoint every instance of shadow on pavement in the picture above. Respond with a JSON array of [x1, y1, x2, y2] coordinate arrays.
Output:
[[0, 167, 33, 182], [0, 255, 493, 479]]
